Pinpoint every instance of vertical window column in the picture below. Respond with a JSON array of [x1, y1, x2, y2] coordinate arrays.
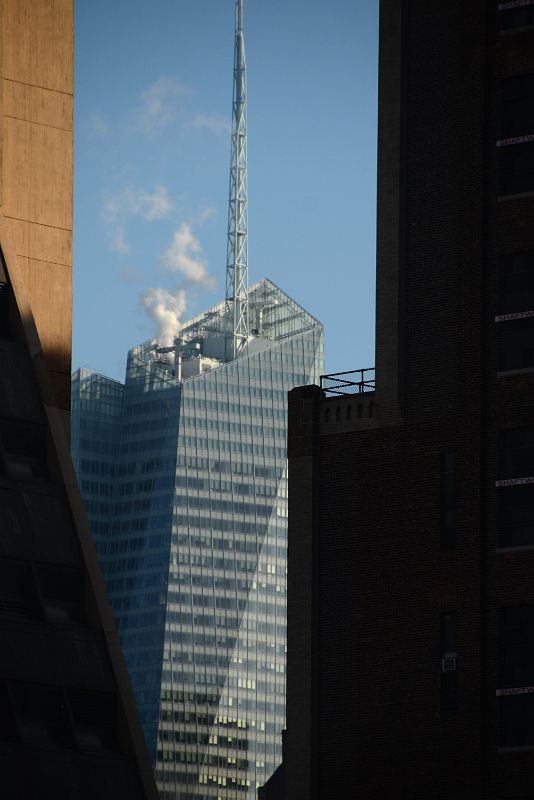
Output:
[[440, 612, 457, 715], [499, 606, 534, 748], [497, 427, 534, 547], [499, 0, 534, 32], [440, 451, 456, 549], [498, 74, 534, 196], [0, 282, 10, 339], [497, 252, 534, 372]]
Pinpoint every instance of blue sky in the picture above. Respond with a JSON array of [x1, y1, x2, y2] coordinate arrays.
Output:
[[74, 0, 379, 380]]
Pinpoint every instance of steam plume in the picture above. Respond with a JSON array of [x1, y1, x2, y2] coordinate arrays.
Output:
[[160, 223, 214, 288], [140, 287, 187, 347], [141, 217, 215, 346]]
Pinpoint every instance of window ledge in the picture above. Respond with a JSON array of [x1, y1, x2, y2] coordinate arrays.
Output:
[[497, 544, 534, 553], [0, 475, 57, 494], [495, 310, 534, 321], [500, 25, 534, 36], [498, 190, 534, 202], [497, 366, 534, 377]]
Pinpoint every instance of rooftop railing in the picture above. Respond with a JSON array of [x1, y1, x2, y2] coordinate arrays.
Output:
[[320, 368, 375, 396]]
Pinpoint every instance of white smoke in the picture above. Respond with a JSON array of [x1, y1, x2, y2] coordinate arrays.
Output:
[[140, 287, 187, 347], [160, 223, 215, 289], [141, 217, 216, 346]]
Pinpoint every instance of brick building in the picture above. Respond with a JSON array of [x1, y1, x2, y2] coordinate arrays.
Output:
[[261, 1, 534, 798]]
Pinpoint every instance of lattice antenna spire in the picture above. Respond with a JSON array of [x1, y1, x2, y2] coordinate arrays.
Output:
[[225, 0, 249, 360]]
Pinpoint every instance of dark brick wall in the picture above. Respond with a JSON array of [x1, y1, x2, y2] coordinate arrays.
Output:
[[283, 1, 534, 798], [285, 386, 321, 800]]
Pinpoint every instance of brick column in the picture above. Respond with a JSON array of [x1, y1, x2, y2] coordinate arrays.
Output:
[[285, 384, 321, 800]]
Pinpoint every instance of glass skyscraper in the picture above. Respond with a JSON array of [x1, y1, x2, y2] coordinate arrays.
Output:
[[71, 278, 323, 799]]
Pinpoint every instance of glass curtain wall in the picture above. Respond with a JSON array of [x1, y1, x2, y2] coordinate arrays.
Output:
[[71, 279, 323, 799]]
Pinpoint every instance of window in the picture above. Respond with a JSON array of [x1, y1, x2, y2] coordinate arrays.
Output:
[[501, 607, 534, 688], [0, 283, 10, 339], [0, 681, 17, 743], [10, 683, 70, 749], [0, 422, 48, 481], [0, 560, 40, 622], [499, 483, 534, 547], [497, 253, 534, 370], [499, 606, 534, 747], [0, 558, 87, 626], [440, 612, 457, 715], [499, 74, 534, 195], [34, 564, 85, 626], [500, 140, 534, 196], [498, 427, 534, 480], [498, 317, 534, 371], [68, 689, 116, 753], [500, 694, 534, 747], [440, 451, 456, 549], [499, 252, 534, 314], [501, 74, 534, 139], [499, 1, 534, 33]]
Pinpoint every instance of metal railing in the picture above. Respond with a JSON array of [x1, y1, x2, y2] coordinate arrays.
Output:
[[320, 368, 375, 396]]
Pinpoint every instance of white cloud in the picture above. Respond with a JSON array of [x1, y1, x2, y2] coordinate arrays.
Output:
[[190, 206, 217, 226], [142, 185, 173, 221], [110, 226, 130, 255], [120, 266, 145, 284], [105, 185, 172, 222], [131, 76, 190, 135], [102, 185, 173, 253], [190, 113, 231, 137], [88, 113, 109, 136], [140, 286, 187, 347], [160, 223, 215, 289]]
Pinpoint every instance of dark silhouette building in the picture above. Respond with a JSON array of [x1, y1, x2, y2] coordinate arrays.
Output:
[[0, 2, 157, 797], [262, 0, 534, 798]]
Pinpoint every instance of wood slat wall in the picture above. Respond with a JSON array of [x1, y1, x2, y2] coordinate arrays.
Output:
[[1, 0, 73, 416]]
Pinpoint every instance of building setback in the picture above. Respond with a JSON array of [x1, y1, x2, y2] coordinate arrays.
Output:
[[71, 278, 323, 799], [262, 1, 534, 798], [0, 1, 157, 798]]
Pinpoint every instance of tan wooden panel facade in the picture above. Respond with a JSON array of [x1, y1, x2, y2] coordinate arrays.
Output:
[[1, 0, 73, 413]]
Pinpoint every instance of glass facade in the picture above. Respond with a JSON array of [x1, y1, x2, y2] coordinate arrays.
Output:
[[71, 279, 323, 799]]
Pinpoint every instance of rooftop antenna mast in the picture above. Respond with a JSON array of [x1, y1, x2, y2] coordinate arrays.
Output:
[[225, 0, 249, 360]]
